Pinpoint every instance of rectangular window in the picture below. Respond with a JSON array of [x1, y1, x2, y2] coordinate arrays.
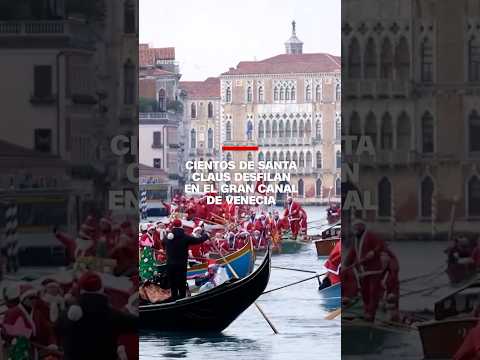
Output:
[[421, 43, 433, 83], [34, 65, 52, 98], [153, 158, 162, 168], [153, 131, 162, 147], [34, 129, 52, 153]]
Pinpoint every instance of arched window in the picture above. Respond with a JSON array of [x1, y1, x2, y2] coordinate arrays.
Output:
[[246, 86, 253, 102], [421, 37, 433, 83], [286, 151, 291, 162], [207, 102, 214, 118], [378, 177, 392, 217], [274, 86, 279, 101], [315, 119, 321, 139], [292, 120, 298, 138], [305, 85, 312, 101], [469, 37, 480, 82], [191, 103, 197, 119], [272, 120, 278, 137], [336, 150, 341, 169], [272, 152, 278, 162], [258, 86, 264, 103], [397, 112, 411, 150], [298, 179, 305, 197], [266, 151, 271, 162], [258, 152, 264, 162], [421, 112, 434, 153], [380, 113, 393, 150], [335, 116, 342, 140], [280, 87, 285, 101], [316, 179, 322, 197], [258, 120, 265, 138], [305, 120, 312, 137], [420, 176, 434, 218], [246, 120, 253, 140], [247, 152, 253, 162], [286, 120, 291, 138], [266, 120, 271, 138], [226, 152, 232, 162], [190, 129, 196, 149], [226, 121, 232, 141], [396, 37, 410, 80], [469, 110, 480, 152], [123, 59, 135, 105], [315, 85, 321, 101], [158, 89, 166, 112], [299, 152, 305, 168], [285, 86, 291, 101], [468, 175, 480, 216], [279, 120, 284, 137], [348, 38, 361, 78], [364, 37, 377, 78], [299, 120, 305, 137], [336, 83, 341, 101], [306, 151, 312, 168], [380, 38, 393, 79], [226, 87, 232, 102], [335, 177, 341, 196], [124, 1, 135, 34], [316, 151, 322, 168], [291, 87, 296, 101], [292, 152, 298, 167], [207, 128, 213, 149], [279, 151, 285, 161], [364, 112, 377, 148]]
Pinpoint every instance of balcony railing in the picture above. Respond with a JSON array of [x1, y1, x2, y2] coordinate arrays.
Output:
[[0, 20, 94, 47], [345, 79, 411, 99]]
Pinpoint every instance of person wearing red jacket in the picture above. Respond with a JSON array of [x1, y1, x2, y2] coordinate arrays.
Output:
[[345, 219, 386, 322], [320, 240, 341, 290], [283, 196, 302, 239], [380, 247, 400, 321]]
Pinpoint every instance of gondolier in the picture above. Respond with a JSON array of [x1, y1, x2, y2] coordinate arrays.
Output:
[[320, 239, 341, 290], [164, 218, 209, 300], [283, 196, 302, 240]]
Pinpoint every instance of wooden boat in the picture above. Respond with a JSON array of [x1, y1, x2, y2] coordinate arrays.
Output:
[[319, 282, 340, 310], [313, 222, 340, 257], [418, 278, 480, 359], [140, 247, 271, 332], [187, 241, 254, 279]]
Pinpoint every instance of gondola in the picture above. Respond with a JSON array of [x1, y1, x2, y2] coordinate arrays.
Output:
[[319, 282, 341, 310], [139, 247, 271, 332]]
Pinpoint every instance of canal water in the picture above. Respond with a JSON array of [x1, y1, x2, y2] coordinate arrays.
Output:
[[140, 206, 341, 360]]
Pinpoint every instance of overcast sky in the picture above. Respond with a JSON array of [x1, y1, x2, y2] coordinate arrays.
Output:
[[139, 0, 341, 81]]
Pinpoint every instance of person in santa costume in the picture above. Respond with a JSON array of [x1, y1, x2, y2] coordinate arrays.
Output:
[[109, 233, 137, 276], [139, 224, 157, 282], [344, 218, 386, 322], [283, 196, 303, 240], [56, 272, 137, 360], [379, 247, 400, 321], [2, 285, 57, 360], [319, 240, 341, 290], [117, 292, 138, 360], [96, 217, 116, 258], [270, 211, 287, 250], [39, 280, 65, 325]]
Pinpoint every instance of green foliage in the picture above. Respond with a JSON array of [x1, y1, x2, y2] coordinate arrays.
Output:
[[139, 97, 158, 113]]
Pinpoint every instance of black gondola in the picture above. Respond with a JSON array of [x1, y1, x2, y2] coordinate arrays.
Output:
[[139, 247, 271, 332]]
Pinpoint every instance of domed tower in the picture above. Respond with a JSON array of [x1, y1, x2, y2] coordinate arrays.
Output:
[[285, 20, 303, 55]]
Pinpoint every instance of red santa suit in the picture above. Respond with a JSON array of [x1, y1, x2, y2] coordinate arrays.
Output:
[[380, 247, 400, 320], [454, 321, 480, 360], [324, 240, 341, 284], [345, 230, 386, 321], [284, 200, 302, 238]]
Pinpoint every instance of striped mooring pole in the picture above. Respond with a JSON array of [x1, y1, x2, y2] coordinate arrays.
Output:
[[431, 189, 437, 240], [140, 190, 148, 219], [4, 202, 19, 273]]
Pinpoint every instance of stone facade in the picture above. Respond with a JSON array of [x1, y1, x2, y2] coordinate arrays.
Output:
[[343, 0, 480, 239]]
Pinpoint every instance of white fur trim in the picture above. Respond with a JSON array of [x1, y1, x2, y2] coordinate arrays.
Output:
[[167, 232, 174, 240], [4, 285, 20, 301], [67, 305, 83, 321]]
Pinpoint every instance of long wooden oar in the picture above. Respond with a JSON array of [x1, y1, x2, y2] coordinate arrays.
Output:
[[271, 265, 318, 274], [262, 274, 324, 295], [325, 307, 341, 320], [211, 241, 279, 334]]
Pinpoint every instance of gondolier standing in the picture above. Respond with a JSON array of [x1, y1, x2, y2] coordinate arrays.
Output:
[[283, 196, 302, 240], [345, 219, 386, 322], [164, 219, 209, 300]]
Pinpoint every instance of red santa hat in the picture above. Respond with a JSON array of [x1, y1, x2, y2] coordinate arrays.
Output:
[[172, 219, 182, 228], [147, 223, 155, 232]]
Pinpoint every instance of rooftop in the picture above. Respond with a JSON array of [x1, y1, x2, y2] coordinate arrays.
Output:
[[222, 53, 341, 76], [139, 44, 175, 67], [179, 77, 220, 99]]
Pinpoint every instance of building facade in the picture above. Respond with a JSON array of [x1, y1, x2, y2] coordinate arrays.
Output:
[[343, 0, 480, 239], [219, 23, 341, 204]]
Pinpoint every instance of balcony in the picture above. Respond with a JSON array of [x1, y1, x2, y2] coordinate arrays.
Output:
[[0, 20, 94, 49], [344, 79, 411, 99]]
